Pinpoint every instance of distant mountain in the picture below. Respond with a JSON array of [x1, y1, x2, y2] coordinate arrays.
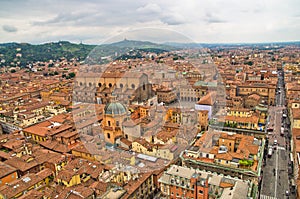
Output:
[[109, 39, 176, 50], [164, 41, 300, 49], [0, 39, 178, 67]]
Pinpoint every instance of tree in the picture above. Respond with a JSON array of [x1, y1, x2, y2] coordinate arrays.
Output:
[[245, 61, 253, 66], [68, 72, 75, 78]]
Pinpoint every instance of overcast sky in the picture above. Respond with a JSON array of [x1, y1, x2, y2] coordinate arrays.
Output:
[[0, 0, 299, 44]]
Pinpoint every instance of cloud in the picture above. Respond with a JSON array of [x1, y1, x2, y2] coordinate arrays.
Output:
[[137, 3, 161, 14], [2, 25, 18, 32], [0, 0, 299, 43], [204, 13, 226, 24], [32, 12, 92, 26], [161, 14, 186, 25]]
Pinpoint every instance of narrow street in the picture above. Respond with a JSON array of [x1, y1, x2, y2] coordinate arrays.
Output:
[[260, 69, 295, 199]]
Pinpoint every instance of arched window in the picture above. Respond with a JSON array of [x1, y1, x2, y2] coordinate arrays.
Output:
[[107, 133, 110, 139], [120, 83, 123, 88], [108, 121, 111, 126], [131, 84, 135, 89], [98, 83, 102, 87], [143, 84, 146, 90], [109, 83, 112, 88]]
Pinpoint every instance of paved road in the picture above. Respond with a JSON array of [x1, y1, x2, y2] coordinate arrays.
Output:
[[260, 69, 296, 199], [261, 107, 291, 199]]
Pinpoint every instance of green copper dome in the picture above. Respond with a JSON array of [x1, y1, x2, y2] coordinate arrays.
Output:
[[104, 102, 126, 115]]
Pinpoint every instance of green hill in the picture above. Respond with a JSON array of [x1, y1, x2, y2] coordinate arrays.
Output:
[[0, 40, 178, 67]]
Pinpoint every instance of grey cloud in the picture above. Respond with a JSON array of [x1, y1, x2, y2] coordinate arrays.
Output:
[[33, 12, 93, 26], [205, 13, 226, 23], [161, 14, 186, 25], [2, 25, 18, 32]]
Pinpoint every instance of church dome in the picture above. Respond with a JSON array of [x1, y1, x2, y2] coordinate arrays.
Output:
[[104, 102, 126, 115]]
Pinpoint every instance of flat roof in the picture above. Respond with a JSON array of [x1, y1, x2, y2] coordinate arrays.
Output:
[[137, 154, 157, 162]]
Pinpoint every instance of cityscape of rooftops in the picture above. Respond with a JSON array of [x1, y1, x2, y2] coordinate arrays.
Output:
[[0, 0, 299, 199]]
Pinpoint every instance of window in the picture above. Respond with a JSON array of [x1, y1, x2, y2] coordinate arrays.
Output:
[[131, 84, 135, 89], [98, 83, 102, 87], [107, 133, 110, 139], [120, 83, 123, 88], [199, 190, 203, 194], [108, 121, 111, 126], [116, 121, 119, 126], [109, 83, 112, 88], [143, 84, 146, 90]]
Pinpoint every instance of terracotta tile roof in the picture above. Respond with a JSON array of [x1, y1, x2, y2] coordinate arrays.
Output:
[[5, 156, 39, 172], [2, 139, 25, 150], [4, 148, 65, 172], [39, 140, 71, 153], [122, 172, 153, 198], [224, 115, 259, 124], [90, 181, 108, 193], [120, 138, 132, 147], [18, 189, 43, 199], [54, 185, 94, 199], [0, 161, 17, 179], [197, 92, 216, 106], [215, 152, 233, 161], [247, 93, 261, 101], [0, 151, 11, 160], [56, 170, 74, 182], [0, 169, 50, 199], [156, 129, 178, 143]]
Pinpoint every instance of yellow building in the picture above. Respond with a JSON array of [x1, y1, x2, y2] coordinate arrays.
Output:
[[56, 170, 81, 187], [227, 108, 252, 117], [197, 110, 209, 131], [131, 138, 177, 160], [165, 108, 182, 124], [102, 102, 127, 144]]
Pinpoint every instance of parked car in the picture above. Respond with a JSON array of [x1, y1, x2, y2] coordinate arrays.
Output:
[[268, 147, 273, 157]]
